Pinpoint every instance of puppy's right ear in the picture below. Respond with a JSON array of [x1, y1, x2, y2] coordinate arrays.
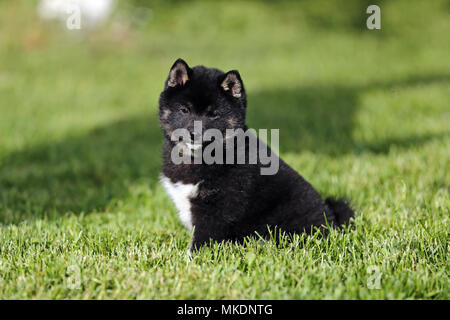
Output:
[[167, 58, 191, 88], [219, 70, 244, 98]]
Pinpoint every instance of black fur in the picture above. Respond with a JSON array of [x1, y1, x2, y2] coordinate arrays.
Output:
[[159, 59, 354, 251]]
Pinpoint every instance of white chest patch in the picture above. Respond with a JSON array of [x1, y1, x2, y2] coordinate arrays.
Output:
[[161, 175, 200, 231]]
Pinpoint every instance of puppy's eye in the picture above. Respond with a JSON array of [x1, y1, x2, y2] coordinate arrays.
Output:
[[209, 110, 219, 118], [179, 106, 190, 114], [207, 106, 219, 119]]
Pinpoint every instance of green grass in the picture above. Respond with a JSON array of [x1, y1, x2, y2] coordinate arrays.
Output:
[[0, 0, 449, 299]]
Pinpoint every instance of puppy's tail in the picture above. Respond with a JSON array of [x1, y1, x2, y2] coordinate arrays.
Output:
[[325, 197, 354, 227]]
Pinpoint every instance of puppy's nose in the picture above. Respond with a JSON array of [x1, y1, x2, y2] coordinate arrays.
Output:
[[189, 129, 201, 142]]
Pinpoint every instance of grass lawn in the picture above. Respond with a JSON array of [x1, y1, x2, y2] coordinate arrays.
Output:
[[0, 0, 448, 299]]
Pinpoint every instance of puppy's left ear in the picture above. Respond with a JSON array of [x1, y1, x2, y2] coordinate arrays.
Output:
[[219, 70, 244, 98], [167, 58, 191, 88]]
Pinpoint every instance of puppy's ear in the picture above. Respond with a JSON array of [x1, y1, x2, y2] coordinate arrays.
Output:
[[167, 58, 191, 87], [219, 70, 244, 98]]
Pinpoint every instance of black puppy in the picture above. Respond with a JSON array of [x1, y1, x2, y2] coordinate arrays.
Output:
[[159, 59, 354, 252]]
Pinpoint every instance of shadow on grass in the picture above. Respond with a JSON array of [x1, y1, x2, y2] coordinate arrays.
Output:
[[0, 73, 448, 223], [248, 73, 450, 154], [0, 115, 163, 224]]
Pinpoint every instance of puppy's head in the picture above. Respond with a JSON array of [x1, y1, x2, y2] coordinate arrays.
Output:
[[159, 59, 247, 146]]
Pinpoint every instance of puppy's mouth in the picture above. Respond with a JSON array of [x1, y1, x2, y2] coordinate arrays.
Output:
[[185, 142, 202, 151], [178, 137, 222, 152]]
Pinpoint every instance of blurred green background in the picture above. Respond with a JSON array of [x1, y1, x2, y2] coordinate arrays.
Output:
[[0, 0, 448, 299]]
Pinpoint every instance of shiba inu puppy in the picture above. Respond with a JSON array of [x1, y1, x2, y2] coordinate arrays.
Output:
[[159, 58, 354, 252]]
